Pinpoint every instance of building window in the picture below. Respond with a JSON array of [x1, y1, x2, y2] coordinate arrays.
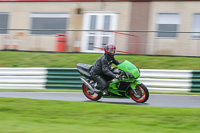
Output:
[[191, 14, 200, 39], [30, 13, 69, 35], [0, 13, 9, 34], [82, 13, 117, 52], [156, 13, 180, 38]]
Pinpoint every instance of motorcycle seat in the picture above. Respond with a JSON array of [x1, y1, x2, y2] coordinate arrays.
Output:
[[77, 63, 93, 79]]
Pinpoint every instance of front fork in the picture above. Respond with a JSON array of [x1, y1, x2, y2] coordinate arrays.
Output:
[[128, 80, 143, 97], [130, 80, 142, 90]]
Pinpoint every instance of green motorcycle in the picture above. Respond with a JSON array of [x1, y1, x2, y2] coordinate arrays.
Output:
[[77, 60, 149, 103]]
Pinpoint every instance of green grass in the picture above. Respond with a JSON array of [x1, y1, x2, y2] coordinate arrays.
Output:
[[0, 51, 200, 69], [0, 97, 199, 133]]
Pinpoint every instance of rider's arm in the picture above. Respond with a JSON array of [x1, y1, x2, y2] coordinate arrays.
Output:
[[112, 57, 121, 66], [113, 59, 121, 66], [102, 59, 116, 79]]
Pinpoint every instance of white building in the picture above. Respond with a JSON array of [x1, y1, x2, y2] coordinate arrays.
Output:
[[0, 0, 200, 56]]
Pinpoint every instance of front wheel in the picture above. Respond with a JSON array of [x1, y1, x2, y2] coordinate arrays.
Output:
[[129, 84, 149, 103], [82, 84, 102, 101]]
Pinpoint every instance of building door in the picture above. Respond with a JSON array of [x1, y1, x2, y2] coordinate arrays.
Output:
[[82, 12, 118, 52]]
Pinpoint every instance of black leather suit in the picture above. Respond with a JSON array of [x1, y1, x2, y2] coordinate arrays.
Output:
[[90, 53, 121, 90]]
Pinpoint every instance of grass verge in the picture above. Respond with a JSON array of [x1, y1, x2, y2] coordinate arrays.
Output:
[[0, 51, 200, 70], [0, 97, 199, 133]]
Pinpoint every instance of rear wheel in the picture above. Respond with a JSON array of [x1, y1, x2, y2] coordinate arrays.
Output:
[[129, 84, 149, 103], [82, 84, 102, 101]]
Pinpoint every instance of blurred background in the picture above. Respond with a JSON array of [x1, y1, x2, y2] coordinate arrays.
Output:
[[0, 2, 199, 132], [0, 0, 200, 57]]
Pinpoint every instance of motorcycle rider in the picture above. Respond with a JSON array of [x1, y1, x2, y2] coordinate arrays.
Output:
[[90, 43, 121, 93]]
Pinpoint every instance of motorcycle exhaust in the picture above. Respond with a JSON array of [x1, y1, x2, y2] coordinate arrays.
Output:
[[80, 78, 95, 94]]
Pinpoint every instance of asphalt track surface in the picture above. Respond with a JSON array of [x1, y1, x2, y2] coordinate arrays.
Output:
[[0, 92, 199, 108]]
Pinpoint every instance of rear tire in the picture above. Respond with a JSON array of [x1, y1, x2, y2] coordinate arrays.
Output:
[[129, 84, 149, 103], [82, 84, 102, 101]]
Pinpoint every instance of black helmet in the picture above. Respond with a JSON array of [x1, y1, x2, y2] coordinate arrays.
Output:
[[104, 44, 116, 56]]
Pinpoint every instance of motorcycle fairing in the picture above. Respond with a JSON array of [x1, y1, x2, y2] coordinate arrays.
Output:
[[117, 60, 140, 79]]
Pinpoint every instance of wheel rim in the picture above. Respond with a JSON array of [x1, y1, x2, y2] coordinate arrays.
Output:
[[129, 85, 146, 102], [83, 84, 99, 99]]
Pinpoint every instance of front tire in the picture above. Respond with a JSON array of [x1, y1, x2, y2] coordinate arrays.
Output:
[[129, 84, 149, 103], [82, 84, 102, 101]]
